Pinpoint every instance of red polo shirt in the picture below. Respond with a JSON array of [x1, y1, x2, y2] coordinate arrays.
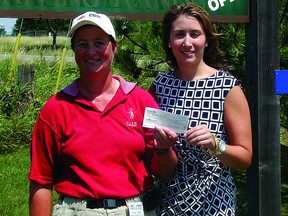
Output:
[[28, 75, 159, 199]]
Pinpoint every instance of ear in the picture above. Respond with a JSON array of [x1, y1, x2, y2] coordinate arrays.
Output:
[[112, 41, 118, 53]]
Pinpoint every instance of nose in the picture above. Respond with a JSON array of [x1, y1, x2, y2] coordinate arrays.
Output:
[[86, 45, 97, 55], [183, 34, 192, 46]]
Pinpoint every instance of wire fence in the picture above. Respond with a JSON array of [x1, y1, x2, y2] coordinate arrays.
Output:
[[12, 30, 68, 37]]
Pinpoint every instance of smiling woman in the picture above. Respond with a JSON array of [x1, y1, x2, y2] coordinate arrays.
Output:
[[28, 11, 178, 216], [148, 2, 252, 215]]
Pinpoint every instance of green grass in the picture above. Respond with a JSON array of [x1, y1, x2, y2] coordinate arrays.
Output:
[[0, 36, 73, 57], [0, 147, 30, 215], [0, 148, 61, 215]]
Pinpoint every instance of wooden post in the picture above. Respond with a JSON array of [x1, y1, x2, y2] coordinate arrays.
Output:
[[245, 0, 281, 215], [18, 64, 34, 86]]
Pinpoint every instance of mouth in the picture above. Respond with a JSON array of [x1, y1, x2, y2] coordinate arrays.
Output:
[[182, 51, 195, 55], [86, 59, 100, 63]]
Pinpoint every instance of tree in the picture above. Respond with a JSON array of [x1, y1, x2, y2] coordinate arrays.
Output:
[[280, 0, 288, 130], [46, 19, 70, 48], [113, 20, 166, 80], [14, 18, 70, 47], [0, 24, 6, 36]]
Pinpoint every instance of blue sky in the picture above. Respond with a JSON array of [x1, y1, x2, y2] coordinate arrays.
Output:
[[0, 18, 17, 34]]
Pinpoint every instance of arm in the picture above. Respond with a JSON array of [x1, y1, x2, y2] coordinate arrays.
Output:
[[183, 86, 252, 170], [219, 86, 252, 169], [148, 84, 178, 180], [150, 127, 178, 181], [29, 181, 53, 216]]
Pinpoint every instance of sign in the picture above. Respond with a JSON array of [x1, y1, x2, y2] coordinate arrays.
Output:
[[0, 0, 249, 22], [275, 70, 288, 94]]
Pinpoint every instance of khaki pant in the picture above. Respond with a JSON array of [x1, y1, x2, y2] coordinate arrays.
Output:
[[53, 195, 156, 216]]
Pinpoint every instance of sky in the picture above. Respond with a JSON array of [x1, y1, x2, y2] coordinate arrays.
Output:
[[0, 18, 17, 34]]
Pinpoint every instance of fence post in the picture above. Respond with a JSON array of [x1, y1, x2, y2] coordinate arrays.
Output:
[[18, 64, 34, 86]]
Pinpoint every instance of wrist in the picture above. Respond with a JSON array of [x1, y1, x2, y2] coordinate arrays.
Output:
[[154, 146, 170, 155], [206, 136, 226, 156], [210, 137, 218, 152]]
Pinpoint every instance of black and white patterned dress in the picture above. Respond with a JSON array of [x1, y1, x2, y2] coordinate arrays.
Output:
[[153, 70, 239, 216]]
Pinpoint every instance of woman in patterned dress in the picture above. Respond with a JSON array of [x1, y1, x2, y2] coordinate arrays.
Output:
[[149, 3, 252, 215]]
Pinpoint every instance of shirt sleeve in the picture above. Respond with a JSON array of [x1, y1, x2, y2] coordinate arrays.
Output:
[[28, 109, 61, 186]]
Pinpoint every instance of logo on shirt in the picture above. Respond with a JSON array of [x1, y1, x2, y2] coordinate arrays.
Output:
[[126, 107, 138, 127]]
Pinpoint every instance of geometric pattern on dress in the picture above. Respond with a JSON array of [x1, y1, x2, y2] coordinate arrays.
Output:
[[154, 71, 239, 216]]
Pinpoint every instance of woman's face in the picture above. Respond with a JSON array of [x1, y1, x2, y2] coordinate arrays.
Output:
[[73, 25, 117, 78], [169, 14, 207, 68]]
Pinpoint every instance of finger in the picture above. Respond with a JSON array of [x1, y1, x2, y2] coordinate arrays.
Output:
[[153, 128, 168, 147], [162, 127, 178, 141], [154, 126, 178, 147], [185, 125, 211, 146]]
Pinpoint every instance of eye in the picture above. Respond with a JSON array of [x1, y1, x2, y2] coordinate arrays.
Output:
[[176, 32, 185, 37], [190, 31, 202, 38], [76, 41, 88, 49], [94, 40, 106, 48], [172, 31, 185, 39], [191, 33, 200, 38]]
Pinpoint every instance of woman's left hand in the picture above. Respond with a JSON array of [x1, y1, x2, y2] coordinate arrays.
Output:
[[153, 126, 178, 149]]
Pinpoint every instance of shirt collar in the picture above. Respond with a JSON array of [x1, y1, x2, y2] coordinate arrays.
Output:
[[61, 75, 136, 97]]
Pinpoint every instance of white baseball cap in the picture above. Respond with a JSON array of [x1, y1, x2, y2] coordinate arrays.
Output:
[[68, 12, 116, 40]]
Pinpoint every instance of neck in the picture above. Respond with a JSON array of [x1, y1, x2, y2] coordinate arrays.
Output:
[[78, 75, 118, 100], [176, 62, 215, 81]]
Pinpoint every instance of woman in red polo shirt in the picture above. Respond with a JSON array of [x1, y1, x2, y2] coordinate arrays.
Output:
[[28, 11, 178, 216]]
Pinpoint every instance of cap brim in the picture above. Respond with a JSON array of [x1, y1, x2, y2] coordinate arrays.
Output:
[[68, 20, 101, 37]]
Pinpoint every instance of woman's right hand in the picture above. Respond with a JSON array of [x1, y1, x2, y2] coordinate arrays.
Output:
[[153, 126, 178, 150]]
